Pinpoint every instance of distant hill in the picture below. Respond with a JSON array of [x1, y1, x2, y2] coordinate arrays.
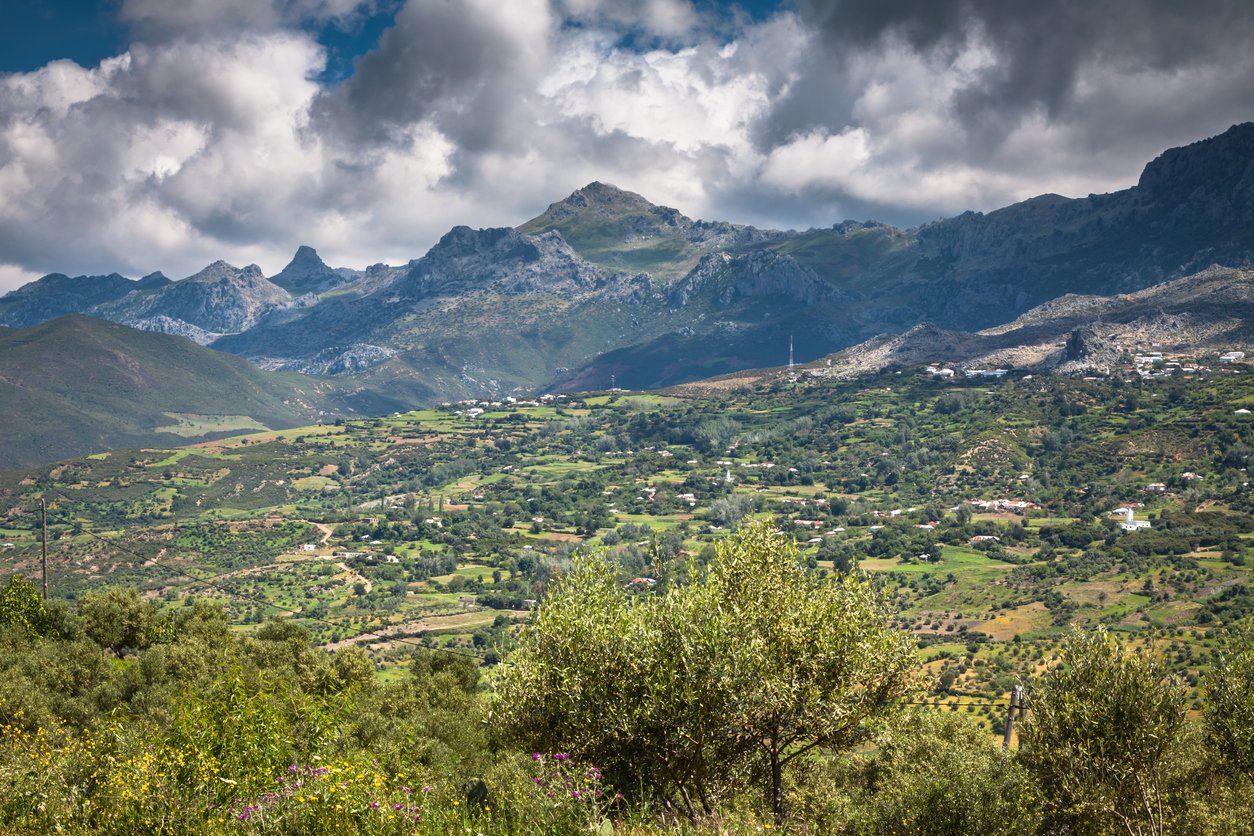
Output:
[[0, 316, 405, 469], [4, 123, 1254, 402]]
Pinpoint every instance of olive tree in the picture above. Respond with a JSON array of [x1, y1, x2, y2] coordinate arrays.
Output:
[[78, 586, 166, 657], [1205, 637, 1254, 785], [493, 521, 916, 823], [1019, 627, 1188, 836], [847, 711, 1041, 836]]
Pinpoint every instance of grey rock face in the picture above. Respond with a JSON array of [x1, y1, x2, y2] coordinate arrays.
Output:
[[669, 250, 829, 307], [393, 226, 603, 298], [0, 272, 169, 327], [270, 245, 360, 295], [93, 261, 295, 335]]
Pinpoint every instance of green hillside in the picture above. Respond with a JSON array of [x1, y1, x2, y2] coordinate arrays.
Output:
[[0, 315, 396, 468]]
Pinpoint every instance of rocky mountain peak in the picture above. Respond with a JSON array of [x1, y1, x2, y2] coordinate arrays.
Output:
[[523, 181, 692, 230], [394, 225, 601, 299], [271, 245, 360, 296], [565, 181, 652, 209], [137, 271, 171, 289], [1137, 121, 1254, 195], [184, 260, 242, 283]]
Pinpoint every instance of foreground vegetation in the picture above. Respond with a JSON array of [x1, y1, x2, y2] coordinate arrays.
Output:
[[1, 361, 1252, 829], [1, 526, 1253, 834]]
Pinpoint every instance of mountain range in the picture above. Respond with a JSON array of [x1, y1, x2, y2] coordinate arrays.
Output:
[[2, 122, 1253, 411]]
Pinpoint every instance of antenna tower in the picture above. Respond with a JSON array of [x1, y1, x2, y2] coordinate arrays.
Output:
[[789, 336, 794, 370]]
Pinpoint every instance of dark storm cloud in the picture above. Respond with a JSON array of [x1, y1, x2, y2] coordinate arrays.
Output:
[[312, 0, 547, 150], [798, 0, 1254, 118]]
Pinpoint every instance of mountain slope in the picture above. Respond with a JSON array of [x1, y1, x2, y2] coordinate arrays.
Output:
[[0, 316, 393, 468], [752, 267, 1254, 386], [91, 260, 299, 344], [4, 123, 1254, 404]]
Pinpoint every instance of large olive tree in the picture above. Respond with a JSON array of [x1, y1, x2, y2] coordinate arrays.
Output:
[[1019, 627, 1188, 836], [493, 521, 916, 823], [1205, 637, 1254, 785]]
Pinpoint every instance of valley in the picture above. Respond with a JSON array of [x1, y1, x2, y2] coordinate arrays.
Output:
[[3, 361, 1251, 731]]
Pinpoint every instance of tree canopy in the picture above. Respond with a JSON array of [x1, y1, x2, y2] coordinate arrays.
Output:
[[493, 521, 916, 822]]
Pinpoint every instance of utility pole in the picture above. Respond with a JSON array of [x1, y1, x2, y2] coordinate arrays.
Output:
[[40, 497, 48, 601], [1002, 685, 1025, 749]]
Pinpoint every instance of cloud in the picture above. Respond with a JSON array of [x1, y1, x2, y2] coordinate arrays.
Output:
[[749, 0, 1254, 218], [314, 0, 555, 150], [557, 0, 699, 37], [1, 0, 1253, 292], [793, 0, 1254, 143]]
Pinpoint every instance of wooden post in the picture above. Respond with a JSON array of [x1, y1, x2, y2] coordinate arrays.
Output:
[[1002, 685, 1023, 749], [40, 497, 48, 601]]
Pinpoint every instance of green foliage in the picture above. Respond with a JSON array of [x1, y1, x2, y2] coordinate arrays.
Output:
[[494, 522, 916, 823], [78, 586, 167, 657], [833, 711, 1041, 835], [1020, 627, 1189, 835], [0, 574, 66, 639], [1205, 636, 1254, 784]]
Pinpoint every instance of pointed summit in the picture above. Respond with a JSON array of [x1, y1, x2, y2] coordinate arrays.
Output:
[[517, 182, 765, 280], [270, 245, 357, 295], [184, 260, 243, 283], [563, 181, 656, 209], [523, 181, 674, 228]]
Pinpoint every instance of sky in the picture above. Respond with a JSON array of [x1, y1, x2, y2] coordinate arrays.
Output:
[[1, 0, 1253, 291]]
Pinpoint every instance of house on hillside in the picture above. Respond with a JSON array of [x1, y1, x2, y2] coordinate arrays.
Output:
[[1115, 507, 1151, 531]]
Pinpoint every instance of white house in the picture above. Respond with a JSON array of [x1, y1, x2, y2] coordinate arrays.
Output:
[[1117, 507, 1151, 531]]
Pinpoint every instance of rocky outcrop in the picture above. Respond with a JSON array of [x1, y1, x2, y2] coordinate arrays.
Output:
[[0, 271, 169, 328], [392, 226, 603, 298], [92, 261, 295, 338], [270, 246, 360, 296], [669, 250, 830, 307]]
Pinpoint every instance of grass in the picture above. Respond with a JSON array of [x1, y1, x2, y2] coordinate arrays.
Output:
[[154, 413, 270, 437]]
